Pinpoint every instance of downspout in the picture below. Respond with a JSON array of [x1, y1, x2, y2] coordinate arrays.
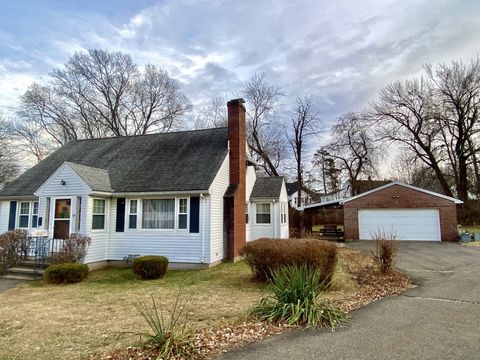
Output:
[[200, 193, 206, 263]]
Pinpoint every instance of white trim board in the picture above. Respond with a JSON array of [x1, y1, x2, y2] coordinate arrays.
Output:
[[341, 181, 463, 205]]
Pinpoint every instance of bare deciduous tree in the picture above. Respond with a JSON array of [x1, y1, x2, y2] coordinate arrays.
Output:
[[242, 73, 286, 176], [287, 95, 321, 207], [320, 112, 378, 195], [0, 116, 19, 187], [18, 49, 191, 157], [425, 59, 480, 202], [372, 58, 480, 202], [194, 96, 227, 129]]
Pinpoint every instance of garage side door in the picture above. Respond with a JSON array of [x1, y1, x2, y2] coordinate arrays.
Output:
[[358, 209, 441, 241]]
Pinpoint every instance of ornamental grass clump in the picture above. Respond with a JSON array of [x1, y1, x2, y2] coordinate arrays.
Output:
[[133, 295, 200, 359], [372, 230, 399, 274], [250, 265, 346, 329]]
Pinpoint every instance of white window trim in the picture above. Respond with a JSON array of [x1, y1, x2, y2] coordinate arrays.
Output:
[[125, 196, 193, 232], [52, 197, 74, 237], [126, 198, 139, 231], [255, 202, 272, 225], [31, 201, 39, 229], [91, 198, 107, 232], [140, 197, 176, 231], [176, 197, 189, 231], [18, 201, 31, 229]]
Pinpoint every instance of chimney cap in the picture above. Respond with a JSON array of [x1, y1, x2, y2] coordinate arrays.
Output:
[[227, 98, 245, 106]]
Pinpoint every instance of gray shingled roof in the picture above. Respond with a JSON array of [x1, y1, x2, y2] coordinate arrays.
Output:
[[251, 177, 284, 198], [0, 128, 228, 196], [67, 162, 112, 192]]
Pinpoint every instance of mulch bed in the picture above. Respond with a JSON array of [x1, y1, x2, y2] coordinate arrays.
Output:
[[99, 258, 411, 360]]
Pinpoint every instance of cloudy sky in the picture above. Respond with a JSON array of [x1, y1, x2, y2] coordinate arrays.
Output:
[[0, 0, 479, 127]]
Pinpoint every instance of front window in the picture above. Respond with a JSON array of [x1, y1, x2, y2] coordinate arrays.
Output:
[[19, 202, 30, 228], [92, 199, 106, 230], [128, 199, 138, 229], [256, 203, 271, 224], [32, 201, 39, 228], [246, 202, 249, 224], [178, 198, 188, 230], [143, 199, 175, 229]]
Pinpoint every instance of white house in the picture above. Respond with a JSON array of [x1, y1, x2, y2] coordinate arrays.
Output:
[[0, 99, 288, 269], [286, 182, 320, 209]]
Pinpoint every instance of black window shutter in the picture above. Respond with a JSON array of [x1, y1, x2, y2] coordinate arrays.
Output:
[[8, 201, 17, 230], [116, 198, 126, 232], [190, 197, 200, 233]]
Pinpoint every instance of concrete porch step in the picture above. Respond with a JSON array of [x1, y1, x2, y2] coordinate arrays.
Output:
[[2, 273, 42, 281], [5, 267, 44, 280]]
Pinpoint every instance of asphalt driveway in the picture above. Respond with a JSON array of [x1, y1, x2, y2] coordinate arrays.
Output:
[[219, 242, 480, 360]]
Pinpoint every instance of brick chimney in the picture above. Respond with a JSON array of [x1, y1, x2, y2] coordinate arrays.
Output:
[[225, 98, 246, 261]]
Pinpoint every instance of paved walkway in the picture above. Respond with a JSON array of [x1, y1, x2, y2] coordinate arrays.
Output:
[[219, 242, 480, 360], [0, 278, 26, 293]]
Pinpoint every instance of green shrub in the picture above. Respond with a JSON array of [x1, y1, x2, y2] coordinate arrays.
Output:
[[133, 295, 199, 359], [241, 238, 338, 285], [372, 230, 399, 273], [132, 256, 169, 279], [251, 265, 346, 329], [44, 263, 89, 284]]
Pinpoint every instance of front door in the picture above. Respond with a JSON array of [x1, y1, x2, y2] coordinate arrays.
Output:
[[53, 198, 71, 239]]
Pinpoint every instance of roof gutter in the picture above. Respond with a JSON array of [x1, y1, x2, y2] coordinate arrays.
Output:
[[0, 195, 38, 200], [89, 190, 211, 197]]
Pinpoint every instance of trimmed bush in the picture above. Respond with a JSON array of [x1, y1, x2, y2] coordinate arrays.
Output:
[[132, 256, 169, 279], [44, 263, 89, 284], [241, 238, 338, 285]]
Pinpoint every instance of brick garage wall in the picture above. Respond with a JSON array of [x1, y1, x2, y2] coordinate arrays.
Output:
[[344, 184, 458, 242]]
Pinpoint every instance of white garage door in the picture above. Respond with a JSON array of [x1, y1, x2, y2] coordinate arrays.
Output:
[[358, 209, 441, 241]]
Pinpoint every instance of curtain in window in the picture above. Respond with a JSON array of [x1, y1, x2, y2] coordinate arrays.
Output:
[[143, 199, 175, 229]]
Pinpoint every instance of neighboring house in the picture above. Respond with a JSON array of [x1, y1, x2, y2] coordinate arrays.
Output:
[[0, 99, 289, 269], [286, 183, 320, 209], [304, 181, 462, 242]]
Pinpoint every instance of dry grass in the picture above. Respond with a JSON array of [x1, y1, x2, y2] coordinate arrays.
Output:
[[464, 241, 480, 247], [0, 248, 406, 360]]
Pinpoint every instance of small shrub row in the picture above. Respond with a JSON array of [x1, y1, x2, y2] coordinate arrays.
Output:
[[241, 238, 338, 285], [44, 263, 89, 284], [133, 255, 169, 279]]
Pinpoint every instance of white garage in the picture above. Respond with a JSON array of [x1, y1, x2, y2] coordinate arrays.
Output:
[[358, 209, 441, 241]]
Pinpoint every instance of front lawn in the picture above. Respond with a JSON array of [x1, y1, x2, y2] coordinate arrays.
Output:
[[0, 248, 409, 359]]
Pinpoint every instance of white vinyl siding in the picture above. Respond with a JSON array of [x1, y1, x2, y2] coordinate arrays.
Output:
[[208, 155, 229, 263], [104, 196, 208, 264], [0, 201, 9, 233], [358, 209, 441, 241]]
